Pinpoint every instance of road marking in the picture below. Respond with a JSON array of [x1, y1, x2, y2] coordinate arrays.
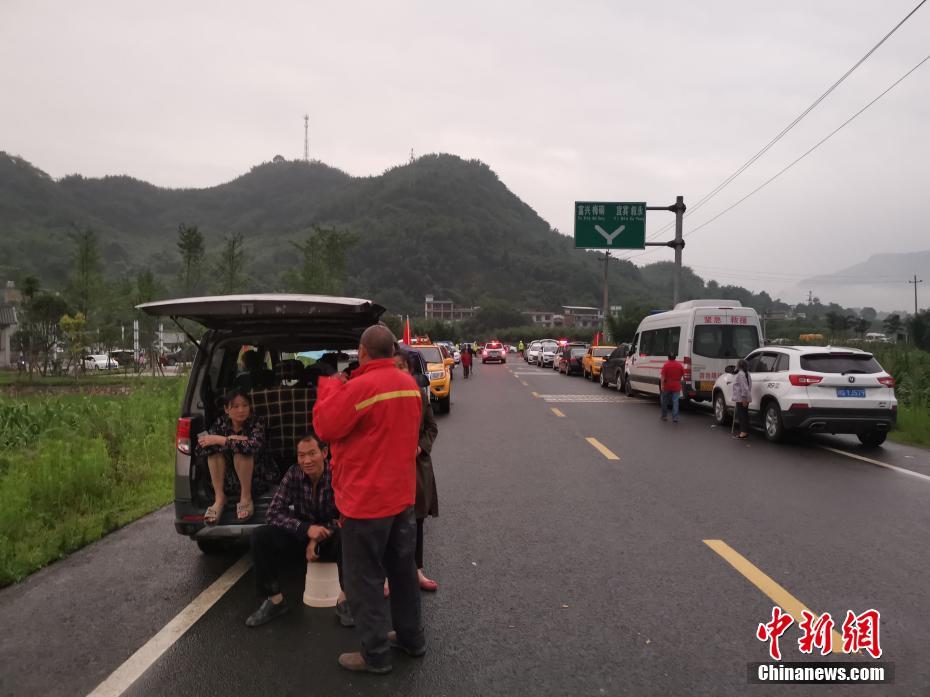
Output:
[[532, 391, 540, 398], [513, 372, 561, 376], [703, 540, 843, 652], [817, 445, 930, 483], [87, 555, 252, 697], [521, 380, 529, 386], [538, 394, 642, 403], [551, 407, 565, 417], [586, 437, 619, 460]]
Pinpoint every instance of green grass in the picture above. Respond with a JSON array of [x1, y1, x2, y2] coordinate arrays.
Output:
[[0, 378, 183, 586], [889, 405, 930, 448]]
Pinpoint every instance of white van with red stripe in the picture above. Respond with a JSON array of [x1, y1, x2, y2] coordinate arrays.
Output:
[[622, 300, 763, 403]]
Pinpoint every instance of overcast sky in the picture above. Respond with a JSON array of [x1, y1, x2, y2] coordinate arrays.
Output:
[[2, 0, 927, 308]]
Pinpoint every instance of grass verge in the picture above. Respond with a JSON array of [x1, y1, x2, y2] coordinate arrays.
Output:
[[0, 378, 182, 586], [889, 404, 930, 449]]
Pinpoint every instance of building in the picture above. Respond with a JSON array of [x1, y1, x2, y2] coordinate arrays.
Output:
[[522, 311, 564, 328], [0, 304, 18, 368], [424, 295, 477, 322], [522, 305, 605, 329]]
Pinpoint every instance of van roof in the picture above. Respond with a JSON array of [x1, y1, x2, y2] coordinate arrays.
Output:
[[673, 299, 744, 310]]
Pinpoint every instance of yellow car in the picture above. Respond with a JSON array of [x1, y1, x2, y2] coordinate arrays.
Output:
[[582, 345, 616, 381], [414, 344, 454, 414]]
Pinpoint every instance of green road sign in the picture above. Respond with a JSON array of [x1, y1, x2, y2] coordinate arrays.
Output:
[[574, 201, 646, 249]]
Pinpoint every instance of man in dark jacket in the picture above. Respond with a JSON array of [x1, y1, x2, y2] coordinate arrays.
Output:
[[245, 431, 347, 627], [313, 325, 425, 674]]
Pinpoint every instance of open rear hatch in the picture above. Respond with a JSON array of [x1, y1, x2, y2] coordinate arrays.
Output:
[[136, 294, 385, 334]]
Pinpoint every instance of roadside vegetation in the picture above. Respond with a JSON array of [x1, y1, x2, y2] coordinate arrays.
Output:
[[0, 378, 182, 586]]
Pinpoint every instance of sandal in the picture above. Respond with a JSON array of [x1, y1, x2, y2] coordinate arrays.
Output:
[[236, 500, 254, 522], [204, 504, 222, 525]]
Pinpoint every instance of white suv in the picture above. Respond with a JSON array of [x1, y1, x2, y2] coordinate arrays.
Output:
[[712, 346, 897, 446]]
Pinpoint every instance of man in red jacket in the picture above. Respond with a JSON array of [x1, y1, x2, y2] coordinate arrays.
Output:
[[313, 324, 425, 674]]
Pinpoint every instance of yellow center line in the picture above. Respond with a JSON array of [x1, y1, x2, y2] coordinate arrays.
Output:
[[532, 391, 540, 398], [585, 437, 619, 460], [521, 380, 529, 386], [550, 407, 565, 417], [704, 540, 844, 652]]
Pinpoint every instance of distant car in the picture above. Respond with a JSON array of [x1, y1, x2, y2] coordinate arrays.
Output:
[[83, 354, 118, 370], [712, 345, 897, 446], [525, 341, 541, 363], [482, 341, 506, 364], [507, 345, 517, 353], [599, 344, 630, 389], [557, 343, 588, 375], [582, 345, 616, 381]]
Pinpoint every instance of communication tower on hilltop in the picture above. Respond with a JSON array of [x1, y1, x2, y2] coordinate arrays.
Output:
[[303, 114, 309, 161]]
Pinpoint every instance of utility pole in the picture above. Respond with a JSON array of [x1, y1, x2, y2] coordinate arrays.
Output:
[[908, 274, 923, 316], [602, 251, 610, 342], [303, 114, 309, 161], [807, 290, 813, 305]]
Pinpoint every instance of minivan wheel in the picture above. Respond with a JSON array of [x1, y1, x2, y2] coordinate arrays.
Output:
[[713, 392, 730, 426], [857, 430, 887, 447], [763, 401, 784, 442]]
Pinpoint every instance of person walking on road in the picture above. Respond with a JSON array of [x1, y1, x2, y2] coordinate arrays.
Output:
[[393, 348, 440, 592], [460, 342, 473, 378], [313, 325, 426, 675], [659, 352, 685, 424], [732, 358, 752, 439]]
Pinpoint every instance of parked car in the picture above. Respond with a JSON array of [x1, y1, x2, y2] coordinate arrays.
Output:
[[599, 344, 630, 389], [582, 345, 616, 381], [712, 346, 897, 446], [625, 300, 763, 403], [525, 340, 542, 363], [557, 343, 588, 375], [137, 293, 386, 553], [537, 340, 560, 367], [416, 344, 455, 413], [482, 341, 507, 364], [83, 354, 118, 370]]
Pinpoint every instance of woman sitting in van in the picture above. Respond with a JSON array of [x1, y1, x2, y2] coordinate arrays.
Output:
[[197, 387, 266, 523]]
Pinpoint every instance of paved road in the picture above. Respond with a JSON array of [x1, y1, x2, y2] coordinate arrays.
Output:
[[3, 358, 929, 696]]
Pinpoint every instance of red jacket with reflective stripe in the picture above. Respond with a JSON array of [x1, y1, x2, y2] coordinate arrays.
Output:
[[313, 358, 422, 519]]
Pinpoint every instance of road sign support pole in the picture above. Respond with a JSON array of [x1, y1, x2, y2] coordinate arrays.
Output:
[[602, 250, 610, 342], [644, 195, 687, 306]]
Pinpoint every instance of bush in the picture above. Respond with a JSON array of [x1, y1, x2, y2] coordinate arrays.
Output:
[[0, 379, 182, 586]]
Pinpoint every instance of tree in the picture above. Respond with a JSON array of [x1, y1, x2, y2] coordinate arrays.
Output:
[[825, 311, 843, 339], [176, 223, 205, 295], [860, 307, 877, 322], [214, 233, 247, 294], [59, 313, 88, 375], [21, 276, 40, 300], [883, 313, 902, 338], [854, 317, 871, 339], [907, 310, 930, 351], [16, 292, 69, 376], [135, 271, 165, 374], [66, 227, 102, 319], [284, 225, 358, 295]]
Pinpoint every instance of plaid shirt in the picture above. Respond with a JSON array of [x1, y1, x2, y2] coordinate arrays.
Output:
[[266, 462, 339, 539], [250, 387, 315, 455]]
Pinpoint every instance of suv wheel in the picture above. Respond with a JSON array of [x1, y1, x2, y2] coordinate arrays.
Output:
[[713, 391, 730, 426], [763, 401, 784, 442], [599, 371, 608, 389], [857, 430, 887, 447], [624, 376, 634, 397], [438, 396, 451, 414]]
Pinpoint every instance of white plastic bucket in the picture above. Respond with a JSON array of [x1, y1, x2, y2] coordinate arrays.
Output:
[[303, 562, 340, 607]]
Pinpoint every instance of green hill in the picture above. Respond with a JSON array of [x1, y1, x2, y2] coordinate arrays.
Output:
[[0, 151, 777, 316]]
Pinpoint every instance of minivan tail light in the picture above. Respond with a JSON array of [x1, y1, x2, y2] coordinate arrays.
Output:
[[177, 417, 192, 455], [682, 355, 692, 382], [878, 376, 895, 388], [789, 374, 823, 386]]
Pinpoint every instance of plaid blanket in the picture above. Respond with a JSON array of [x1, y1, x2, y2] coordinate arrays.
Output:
[[250, 386, 316, 456]]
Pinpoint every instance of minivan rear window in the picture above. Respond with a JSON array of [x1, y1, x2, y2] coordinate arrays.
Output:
[[693, 325, 760, 359], [800, 353, 882, 374]]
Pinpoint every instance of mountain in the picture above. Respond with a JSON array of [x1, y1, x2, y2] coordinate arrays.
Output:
[[790, 251, 930, 313], [1, 151, 778, 316]]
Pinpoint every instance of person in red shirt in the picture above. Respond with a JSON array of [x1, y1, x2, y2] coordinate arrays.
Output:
[[659, 351, 685, 424], [313, 324, 425, 674]]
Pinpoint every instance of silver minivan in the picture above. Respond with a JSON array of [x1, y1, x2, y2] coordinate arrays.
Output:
[[139, 294, 384, 553]]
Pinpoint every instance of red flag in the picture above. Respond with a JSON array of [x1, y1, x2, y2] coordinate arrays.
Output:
[[593, 332, 600, 347], [402, 315, 411, 345]]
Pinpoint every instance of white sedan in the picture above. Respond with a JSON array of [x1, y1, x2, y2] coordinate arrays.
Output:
[[83, 354, 118, 370]]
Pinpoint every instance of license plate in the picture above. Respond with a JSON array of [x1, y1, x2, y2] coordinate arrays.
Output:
[[700, 381, 716, 391], [836, 389, 866, 398]]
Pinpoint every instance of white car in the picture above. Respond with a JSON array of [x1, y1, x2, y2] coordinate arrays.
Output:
[[537, 340, 560, 367], [526, 340, 542, 363], [83, 354, 118, 370], [712, 346, 897, 446]]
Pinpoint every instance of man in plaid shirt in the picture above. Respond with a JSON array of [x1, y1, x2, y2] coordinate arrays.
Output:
[[245, 431, 353, 628]]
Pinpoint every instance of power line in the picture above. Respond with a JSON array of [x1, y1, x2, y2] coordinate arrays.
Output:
[[626, 0, 927, 253], [683, 54, 929, 239]]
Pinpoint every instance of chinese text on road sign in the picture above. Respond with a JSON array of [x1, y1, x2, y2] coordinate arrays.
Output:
[[574, 202, 647, 249]]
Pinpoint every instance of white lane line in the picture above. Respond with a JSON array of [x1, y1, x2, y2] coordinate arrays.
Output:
[[817, 445, 930, 483], [87, 555, 252, 697], [512, 372, 561, 376]]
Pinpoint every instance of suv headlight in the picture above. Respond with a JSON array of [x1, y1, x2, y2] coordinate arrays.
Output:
[[428, 371, 445, 380]]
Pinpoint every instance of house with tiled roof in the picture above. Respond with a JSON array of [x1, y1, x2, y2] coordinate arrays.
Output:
[[0, 303, 18, 368]]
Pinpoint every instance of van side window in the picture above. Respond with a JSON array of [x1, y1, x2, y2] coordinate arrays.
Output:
[[667, 327, 681, 356], [640, 330, 655, 356], [632, 333, 640, 354]]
